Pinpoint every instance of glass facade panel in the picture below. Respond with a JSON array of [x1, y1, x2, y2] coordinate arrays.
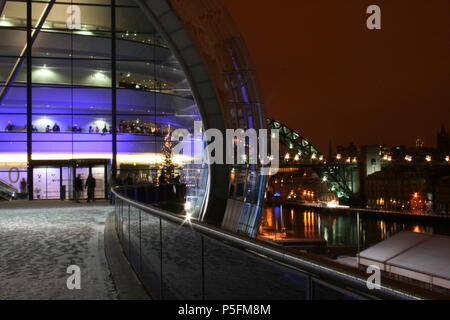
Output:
[[0, 168, 27, 197], [117, 60, 157, 89], [203, 236, 308, 299], [116, 6, 155, 33], [0, 57, 28, 83], [0, 29, 26, 56], [122, 204, 130, 256], [0, 114, 26, 133], [31, 114, 113, 134], [0, 1, 26, 28], [32, 59, 112, 87], [140, 213, 162, 299], [33, 30, 112, 59], [116, 33, 168, 60], [33, 3, 111, 32], [0, 140, 26, 156], [161, 220, 203, 299], [32, 166, 60, 199], [31, 87, 112, 115], [0, 86, 27, 113], [129, 206, 141, 272]]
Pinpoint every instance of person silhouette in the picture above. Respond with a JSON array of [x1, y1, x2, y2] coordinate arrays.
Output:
[[52, 123, 60, 132], [74, 174, 83, 203], [6, 121, 14, 131], [85, 173, 96, 203]]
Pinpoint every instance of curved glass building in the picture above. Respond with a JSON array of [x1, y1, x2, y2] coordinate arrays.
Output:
[[0, 0, 267, 236]]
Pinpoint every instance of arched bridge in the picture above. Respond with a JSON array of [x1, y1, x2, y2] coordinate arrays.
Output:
[[267, 119, 359, 203]]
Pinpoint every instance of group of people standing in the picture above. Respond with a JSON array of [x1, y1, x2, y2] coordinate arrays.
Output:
[[74, 173, 96, 203], [45, 123, 60, 132], [118, 120, 164, 135], [28, 123, 112, 134]]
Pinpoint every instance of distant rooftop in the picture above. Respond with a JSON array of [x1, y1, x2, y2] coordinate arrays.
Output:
[[358, 231, 450, 290]]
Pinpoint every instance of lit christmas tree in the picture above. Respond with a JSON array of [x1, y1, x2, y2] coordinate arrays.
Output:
[[160, 126, 175, 182]]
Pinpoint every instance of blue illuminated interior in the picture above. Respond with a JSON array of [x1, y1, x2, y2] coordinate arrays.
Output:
[[0, 0, 208, 213]]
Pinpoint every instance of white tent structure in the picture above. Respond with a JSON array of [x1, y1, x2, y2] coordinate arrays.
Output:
[[358, 231, 450, 290]]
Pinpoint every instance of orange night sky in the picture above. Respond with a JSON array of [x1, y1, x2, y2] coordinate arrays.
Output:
[[223, 0, 450, 151]]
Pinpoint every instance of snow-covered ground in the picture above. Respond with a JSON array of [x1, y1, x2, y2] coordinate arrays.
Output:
[[0, 203, 118, 300]]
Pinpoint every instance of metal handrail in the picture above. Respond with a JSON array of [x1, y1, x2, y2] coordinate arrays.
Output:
[[0, 181, 16, 200], [0, 178, 16, 192], [111, 187, 440, 300]]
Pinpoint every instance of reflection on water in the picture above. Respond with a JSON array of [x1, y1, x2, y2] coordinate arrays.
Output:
[[259, 205, 450, 253]]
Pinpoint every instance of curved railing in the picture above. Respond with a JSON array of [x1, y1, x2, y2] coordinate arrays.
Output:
[[111, 186, 445, 300]]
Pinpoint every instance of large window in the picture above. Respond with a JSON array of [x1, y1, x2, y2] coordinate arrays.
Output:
[[0, 0, 208, 215]]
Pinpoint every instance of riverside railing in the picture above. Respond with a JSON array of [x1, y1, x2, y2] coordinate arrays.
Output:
[[111, 186, 444, 300]]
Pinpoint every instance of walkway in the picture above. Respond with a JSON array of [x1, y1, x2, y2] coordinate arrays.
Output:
[[0, 200, 118, 300]]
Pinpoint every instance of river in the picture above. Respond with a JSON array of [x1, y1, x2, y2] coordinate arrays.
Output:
[[260, 204, 450, 257]]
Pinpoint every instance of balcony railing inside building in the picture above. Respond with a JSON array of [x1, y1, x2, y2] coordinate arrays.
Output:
[[0, 15, 170, 49]]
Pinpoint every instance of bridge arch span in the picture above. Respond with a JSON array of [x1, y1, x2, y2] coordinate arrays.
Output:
[[267, 119, 359, 203]]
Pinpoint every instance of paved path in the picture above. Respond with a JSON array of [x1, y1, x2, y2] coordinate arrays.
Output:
[[0, 201, 118, 300]]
